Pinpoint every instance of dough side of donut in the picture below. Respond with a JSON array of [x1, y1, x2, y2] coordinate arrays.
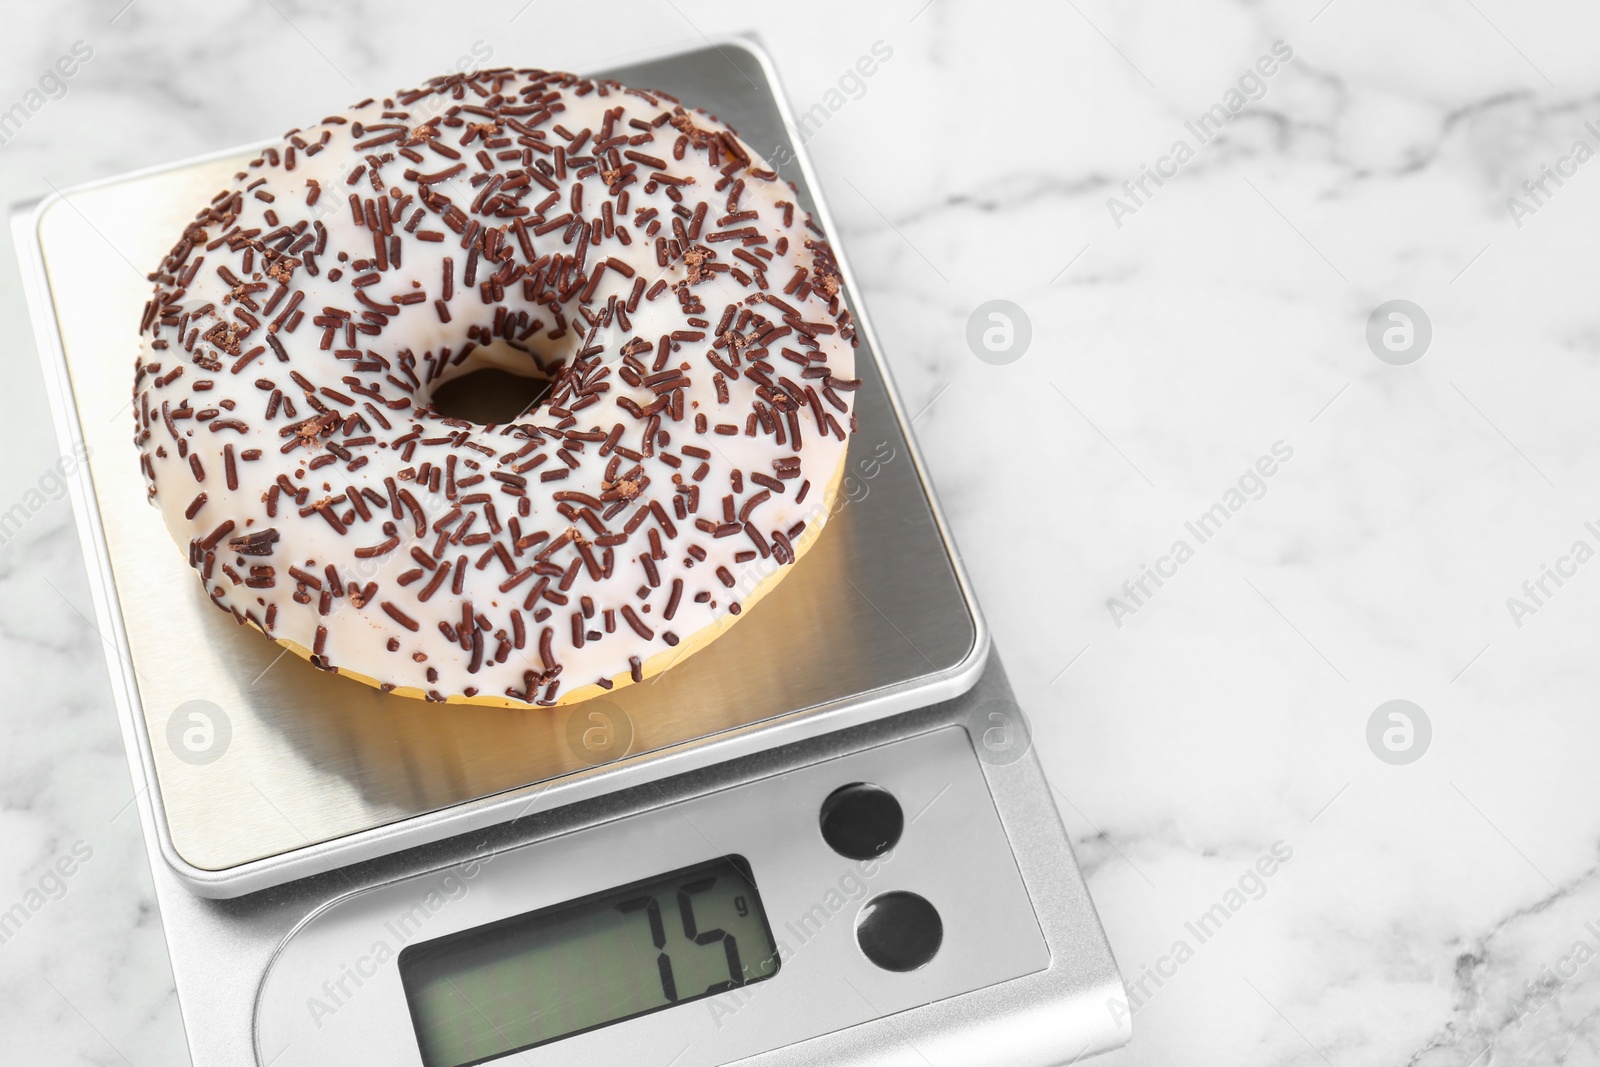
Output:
[[134, 69, 860, 708]]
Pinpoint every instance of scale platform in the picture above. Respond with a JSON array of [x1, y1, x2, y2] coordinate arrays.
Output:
[[16, 36, 1129, 1067]]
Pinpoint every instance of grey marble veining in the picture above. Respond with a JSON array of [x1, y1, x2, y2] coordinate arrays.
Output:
[[2, 1, 1598, 1064]]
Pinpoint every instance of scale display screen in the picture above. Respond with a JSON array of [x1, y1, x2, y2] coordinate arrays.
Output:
[[399, 855, 780, 1066]]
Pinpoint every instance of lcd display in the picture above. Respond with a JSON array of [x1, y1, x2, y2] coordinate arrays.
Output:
[[399, 855, 780, 1067]]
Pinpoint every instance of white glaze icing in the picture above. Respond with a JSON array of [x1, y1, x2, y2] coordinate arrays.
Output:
[[134, 69, 858, 706]]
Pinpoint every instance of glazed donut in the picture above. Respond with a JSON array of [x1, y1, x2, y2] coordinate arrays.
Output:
[[133, 68, 858, 707]]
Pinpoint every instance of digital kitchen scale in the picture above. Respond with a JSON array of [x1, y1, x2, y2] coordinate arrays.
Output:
[[14, 37, 1128, 1067]]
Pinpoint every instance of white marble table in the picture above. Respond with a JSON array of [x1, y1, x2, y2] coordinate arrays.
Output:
[[3, 1, 1598, 1064]]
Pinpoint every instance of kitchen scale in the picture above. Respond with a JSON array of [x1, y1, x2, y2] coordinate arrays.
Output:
[[14, 37, 1129, 1067]]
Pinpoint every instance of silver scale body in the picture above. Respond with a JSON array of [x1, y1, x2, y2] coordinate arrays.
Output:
[[14, 38, 1130, 1067]]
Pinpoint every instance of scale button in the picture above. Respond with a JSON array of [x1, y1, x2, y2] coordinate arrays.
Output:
[[819, 782, 904, 860], [856, 891, 943, 972]]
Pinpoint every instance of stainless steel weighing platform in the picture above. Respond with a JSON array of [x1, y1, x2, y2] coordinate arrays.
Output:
[[14, 36, 1129, 1067]]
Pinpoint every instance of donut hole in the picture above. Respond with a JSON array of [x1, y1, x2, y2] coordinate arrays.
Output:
[[429, 367, 554, 426]]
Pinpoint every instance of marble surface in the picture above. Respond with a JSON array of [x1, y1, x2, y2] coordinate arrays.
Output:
[[3, 1, 1599, 1064]]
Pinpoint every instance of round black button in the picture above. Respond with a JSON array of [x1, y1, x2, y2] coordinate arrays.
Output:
[[819, 782, 903, 860], [856, 891, 943, 972]]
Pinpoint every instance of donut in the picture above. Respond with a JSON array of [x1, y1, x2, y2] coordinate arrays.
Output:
[[132, 68, 859, 707]]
